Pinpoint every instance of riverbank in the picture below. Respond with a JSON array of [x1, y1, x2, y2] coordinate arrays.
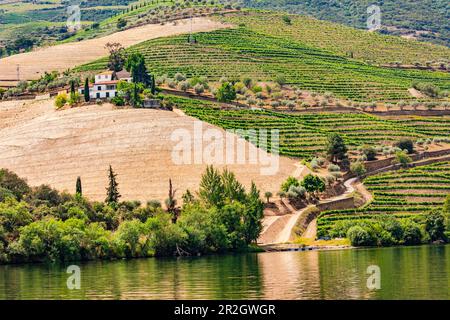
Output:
[[1, 245, 448, 299]]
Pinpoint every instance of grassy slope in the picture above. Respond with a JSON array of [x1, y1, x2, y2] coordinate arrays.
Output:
[[317, 162, 450, 237], [78, 12, 450, 101], [241, 0, 450, 47], [163, 96, 450, 159]]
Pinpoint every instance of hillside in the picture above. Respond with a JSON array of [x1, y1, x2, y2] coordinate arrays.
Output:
[[79, 12, 450, 102], [241, 0, 450, 47], [0, 0, 136, 56], [0, 99, 299, 202], [220, 11, 450, 67], [318, 161, 450, 238], [0, 17, 229, 81], [166, 96, 450, 160]]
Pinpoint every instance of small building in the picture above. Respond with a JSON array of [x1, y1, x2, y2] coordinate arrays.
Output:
[[78, 70, 133, 100], [114, 70, 132, 83], [143, 99, 161, 109]]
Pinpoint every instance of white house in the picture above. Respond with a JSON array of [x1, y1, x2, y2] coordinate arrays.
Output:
[[79, 70, 132, 99]]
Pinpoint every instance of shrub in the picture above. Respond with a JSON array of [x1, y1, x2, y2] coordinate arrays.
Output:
[[327, 164, 340, 172], [347, 226, 376, 246], [350, 161, 366, 177], [362, 147, 377, 161], [194, 83, 205, 94], [0, 169, 31, 200], [425, 210, 447, 242], [216, 82, 236, 103], [54, 93, 67, 109], [392, 151, 412, 168], [178, 80, 190, 92], [111, 96, 125, 106], [401, 220, 423, 245], [174, 73, 186, 82], [395, 139, 414, 154], [281, 176, 300, 192]]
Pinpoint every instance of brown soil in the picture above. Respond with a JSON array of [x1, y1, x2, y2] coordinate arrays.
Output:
[[0, 98, 298, 203], [0, 18, 231, 82]]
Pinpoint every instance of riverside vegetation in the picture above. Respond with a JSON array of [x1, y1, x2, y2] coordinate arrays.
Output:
[[0, 166, 264, 264]]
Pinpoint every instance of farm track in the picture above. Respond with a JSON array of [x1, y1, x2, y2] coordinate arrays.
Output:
[[259, 152, 450, 245]]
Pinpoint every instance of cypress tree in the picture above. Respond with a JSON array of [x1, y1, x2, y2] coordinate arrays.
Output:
[[70, 80, 75, 95], [84, 78, 90, 102], [105, 165, 121, 204], [76, 176, 82, 196], [150, 74, 156, 95]]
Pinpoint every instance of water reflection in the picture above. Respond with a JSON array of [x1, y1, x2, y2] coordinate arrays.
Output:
[[0, 246, 448, 300]]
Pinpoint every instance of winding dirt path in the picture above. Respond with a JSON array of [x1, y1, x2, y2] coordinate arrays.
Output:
[[258, 177, 359, 244]]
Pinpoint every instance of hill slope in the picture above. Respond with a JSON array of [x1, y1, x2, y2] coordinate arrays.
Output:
[[0, 17, 229, 81], [0, 99, 299, 202], [241, 0, 450, 47], [79, 12, 450, 102]]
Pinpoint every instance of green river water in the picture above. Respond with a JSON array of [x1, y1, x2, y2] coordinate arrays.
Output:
[[0, 245, 448, 300]]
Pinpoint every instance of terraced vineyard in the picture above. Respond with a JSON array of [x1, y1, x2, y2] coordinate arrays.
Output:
[[220, 11, 450, 66], [167, 96, 449, 159], [317, 162, 450, 238], [79, 24, 450, 101]]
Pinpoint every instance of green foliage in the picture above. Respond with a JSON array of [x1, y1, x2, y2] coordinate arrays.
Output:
[[393, 151, 412, 168], [216, 82, 236, 103], [84, 78, 90, 102], [0, 166, 265, 264], [0, 169, 31, 200], [425, 210, 447, 242], [347, 225, 376, 246], [125, 52, 150, 85], [301, 174, 325, 195], [395, 139, 414, 154], [362, 147, 377, 161], [281, 15, 291, 25], [116, 17, 127, 29], [54, 93, 67, 109], [280, 176, 300, 192], [79, 23, 450, 101], [326, 133, 348, 163], [318, 162, 450, 246], [106, 42, 126, 72], [76, 177, 82, 196], [105, 165, 120, 205], [350, 161, 366, 177]]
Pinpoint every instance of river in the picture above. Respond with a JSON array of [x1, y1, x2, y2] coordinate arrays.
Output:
[[0, 245, 448, 300]]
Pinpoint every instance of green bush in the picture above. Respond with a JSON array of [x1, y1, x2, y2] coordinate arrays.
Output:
[[347, 226, 376, 246]]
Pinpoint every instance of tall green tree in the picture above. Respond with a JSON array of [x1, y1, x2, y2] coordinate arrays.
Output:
[[425, 210, 447, 242], [125, 53, 150, 85], [83, 78, 90, 102], [105, 165, 120, 205], [199, 166, 224, 207], [105, 42, 125, 72], [70, 80, 75, 95], [243, 182, 264, 243], [326, 133, 348, 163], [76, 176, 82, 196], [150, 74, 156, 95]]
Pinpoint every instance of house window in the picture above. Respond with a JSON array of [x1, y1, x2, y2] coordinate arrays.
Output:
[[97, 86, 101, 90], [80, 89, 84, 94], [106, 92, 110, 98], [96, 93, 100, 99]]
